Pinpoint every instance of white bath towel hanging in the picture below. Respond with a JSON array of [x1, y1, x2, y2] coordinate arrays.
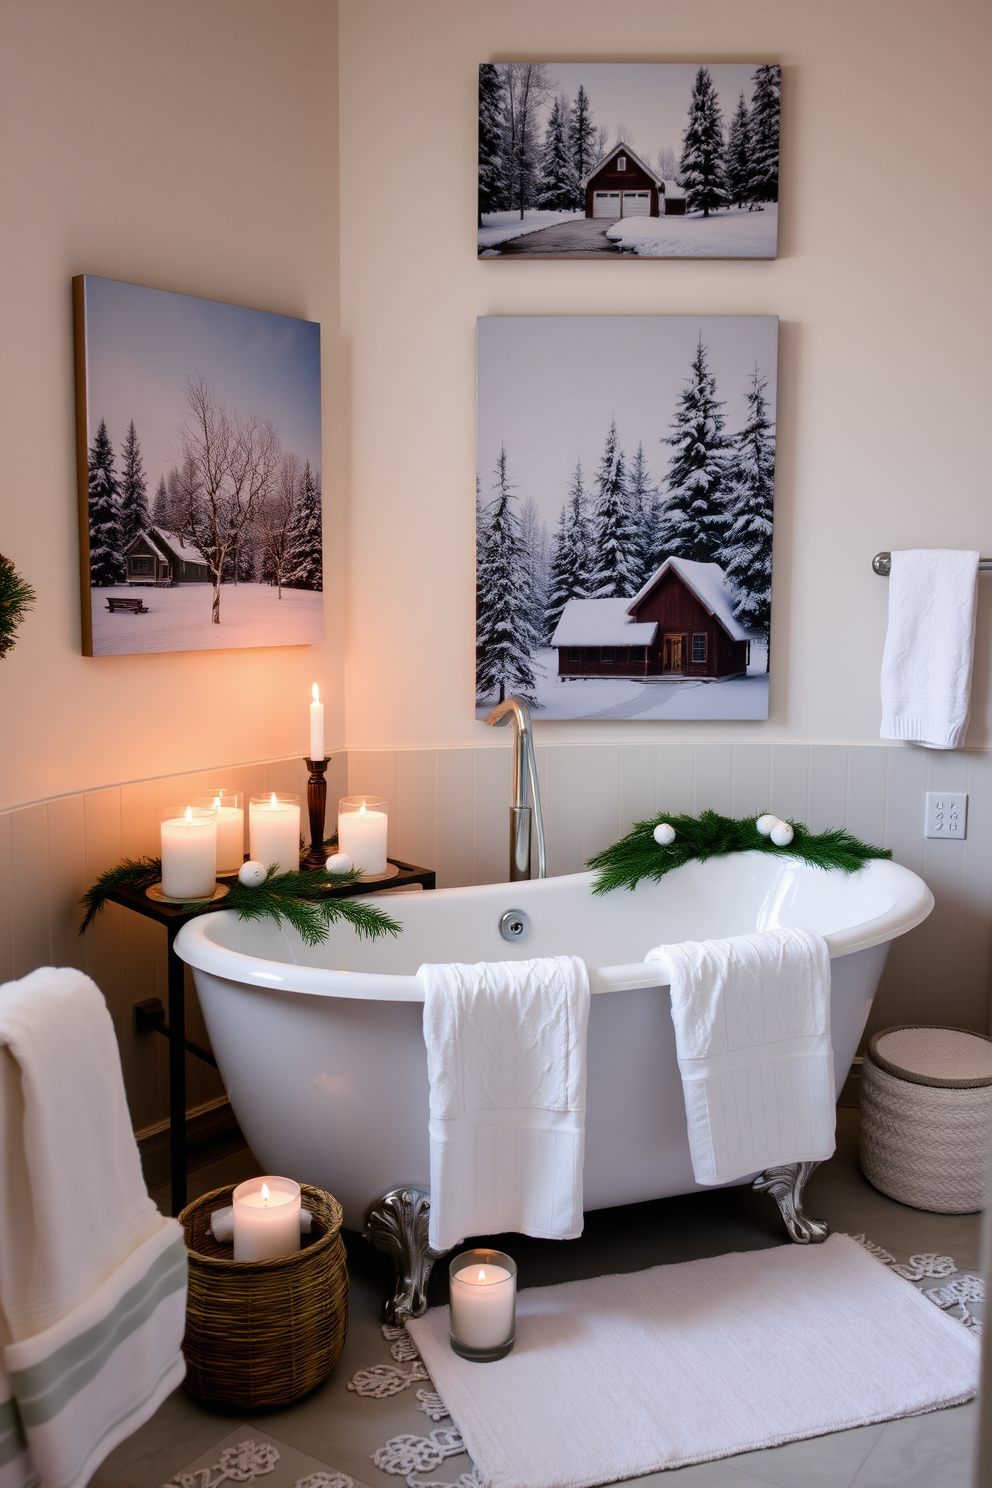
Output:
[[0, 968, 186, 1488], [419, 956, 590, 1253], [646, 928, 835, 1185], [880, 548, 980, 750]]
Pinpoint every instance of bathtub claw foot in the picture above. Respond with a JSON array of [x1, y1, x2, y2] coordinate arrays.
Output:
[[364, 1185, 443, 1322], [753, 1162, 828, 1244]]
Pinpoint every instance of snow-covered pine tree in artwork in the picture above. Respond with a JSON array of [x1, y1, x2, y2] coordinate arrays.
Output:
[[520, 497, 551, 643], [478, 63, 506, 224], [117, 420, 150, 554], [537, 95, 576, 210], [544, 459, 594, 642], [588, 420, 640, 599], [627, 443, 661, 590], [476, 447, 539, 705], [151, 475, 169, 526], [725, 93, 752, 209], [679, 66, 728, 217], [87, 418, 124, 586], [656, 338, 730, 565], [568, 84, 597, 208], [720, 368, 775, 668], [747, 64, 780, 205], [283, 460, 323, 590]]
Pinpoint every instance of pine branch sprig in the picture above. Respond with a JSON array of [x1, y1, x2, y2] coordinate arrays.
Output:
[[80, 859, 401, 944], [0, 553, 36, 659], [588, 810, 890, 896]]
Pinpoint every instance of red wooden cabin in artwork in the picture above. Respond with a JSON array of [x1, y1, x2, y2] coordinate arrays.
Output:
[[581, 143, 688, 219], [552, 557, 751, 681]]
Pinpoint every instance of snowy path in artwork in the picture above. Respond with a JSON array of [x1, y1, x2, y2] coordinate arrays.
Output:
[[606, 203, 778, 258], [478, 209, 585, 251], [91, 583, 322, 655]]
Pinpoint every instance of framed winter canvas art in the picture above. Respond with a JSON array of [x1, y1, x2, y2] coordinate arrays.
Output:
[[73, 275, 323, 656], [476, 316, 778, 721], [478, 63, 779, 259]]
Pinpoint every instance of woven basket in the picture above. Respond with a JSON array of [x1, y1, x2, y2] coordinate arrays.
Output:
[[179, 1182, 349, 1410], [860, 1025, 992, 1214]]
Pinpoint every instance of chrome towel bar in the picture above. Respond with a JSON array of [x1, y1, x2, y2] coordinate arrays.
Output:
[[872, 550, 992, 576]]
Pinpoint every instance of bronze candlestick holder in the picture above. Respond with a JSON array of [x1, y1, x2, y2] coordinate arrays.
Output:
[[301, 757, 331, 871]]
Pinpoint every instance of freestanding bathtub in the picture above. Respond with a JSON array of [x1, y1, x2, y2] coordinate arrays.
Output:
[[176, 851, 932, 1315]]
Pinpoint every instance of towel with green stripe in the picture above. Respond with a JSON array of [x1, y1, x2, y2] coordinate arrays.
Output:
[[0, 968, 186, 1488]]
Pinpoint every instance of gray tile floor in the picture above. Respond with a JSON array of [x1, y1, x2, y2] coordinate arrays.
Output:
[[94, 1110, 981, 1488]]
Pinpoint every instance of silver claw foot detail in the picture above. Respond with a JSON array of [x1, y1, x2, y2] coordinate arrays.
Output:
[[753, 1161, 829, 1244], [363, 1185, 444, 1322]]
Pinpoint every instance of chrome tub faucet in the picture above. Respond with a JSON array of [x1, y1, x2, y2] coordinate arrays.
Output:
[[486, 697, 546, 881]]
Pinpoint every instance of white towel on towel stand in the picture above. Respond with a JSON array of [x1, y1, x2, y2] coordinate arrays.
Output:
[[419, 956, 590, 1253], [647, 928, 835, 1185], [880, 548, 980, 750]]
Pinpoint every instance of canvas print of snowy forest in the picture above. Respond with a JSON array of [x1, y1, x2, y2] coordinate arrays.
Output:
[[479, 63, 779, 259], [476, 317, 778, 721], [74, 276, 322, 657]]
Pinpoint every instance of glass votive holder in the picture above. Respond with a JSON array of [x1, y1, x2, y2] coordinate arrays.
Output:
[[337, 795, 388, 877], [232, 1176, 302, 1262], [195, 790, 244, 875], [160, 805, 217, 900], [248, 792, 301, 877], [449, 1248, 516, 1362]]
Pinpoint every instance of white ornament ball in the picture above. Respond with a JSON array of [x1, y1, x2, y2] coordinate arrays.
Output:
[[755, 814, 778, 837], [770, 821, 794, 847], [326, 852, 354, 875], [653, 822, 677, 846], [238, 860, 268, 887]]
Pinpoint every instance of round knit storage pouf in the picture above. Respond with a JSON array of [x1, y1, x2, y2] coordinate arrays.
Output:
[[860, 1025, 992, 1213], [179, 1182, 349, 1410]]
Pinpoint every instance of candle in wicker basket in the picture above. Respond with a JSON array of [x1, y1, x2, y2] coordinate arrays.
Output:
[[233, 1176, 301, 1261]]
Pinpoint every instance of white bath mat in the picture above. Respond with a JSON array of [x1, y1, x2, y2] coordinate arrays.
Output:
[[406, 1233, 979, 1488]]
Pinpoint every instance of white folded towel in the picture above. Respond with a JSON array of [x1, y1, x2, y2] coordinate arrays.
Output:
[[880, 548, 980, 749], [0, 968, 186, 1488], [646, 929, 835, 1185], [419, 956, 590, 1253]]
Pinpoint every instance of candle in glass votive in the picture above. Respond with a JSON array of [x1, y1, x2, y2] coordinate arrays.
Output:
[[310, 683, 324, 761], [449, 1249, 516, 1361], [249, 793, 300, 876], [232, 1176, 301, 1261], [195, 790, 244, 874], [337, 796, 388, 877], [160, 806, 217, 899]]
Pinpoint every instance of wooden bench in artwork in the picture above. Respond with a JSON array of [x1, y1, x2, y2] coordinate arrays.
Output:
[[106, 597, 149, 614]]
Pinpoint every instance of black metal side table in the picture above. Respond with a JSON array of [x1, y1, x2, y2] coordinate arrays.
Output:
[[107, 858, 436, 1215]]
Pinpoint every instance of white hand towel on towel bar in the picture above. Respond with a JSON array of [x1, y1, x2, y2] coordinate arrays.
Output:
[[0, 968, 186, 1488], [419, 956, 590, 1253], [880, 548, 980, 749], [646, 928, 834, 1185]]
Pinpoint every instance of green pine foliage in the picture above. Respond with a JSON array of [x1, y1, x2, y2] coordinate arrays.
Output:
[[80, 858, 401, 945], [588, 810, 890, 896], [0, 553, 35, 659]]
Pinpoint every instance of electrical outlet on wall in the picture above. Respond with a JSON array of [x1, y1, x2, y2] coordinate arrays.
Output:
[[925, 791, 967, 839]]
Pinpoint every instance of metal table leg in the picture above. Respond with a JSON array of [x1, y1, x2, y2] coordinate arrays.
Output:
[[166, 926, 187, 1215]]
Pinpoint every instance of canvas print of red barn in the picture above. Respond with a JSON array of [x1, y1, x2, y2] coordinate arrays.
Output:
[[74, 276, 323, 657], [479, 63, 779, 259], [476, 316, 778, 722]]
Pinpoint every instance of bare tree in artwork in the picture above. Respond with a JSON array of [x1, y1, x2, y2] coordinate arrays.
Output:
[[499, 63, 553, 219], [257, 452, 300, 598]]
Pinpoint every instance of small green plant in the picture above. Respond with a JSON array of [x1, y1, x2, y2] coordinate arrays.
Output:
[[0, 553, 35, 659]]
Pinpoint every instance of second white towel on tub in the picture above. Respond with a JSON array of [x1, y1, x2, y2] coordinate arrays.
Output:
[[646, 928, 835, 1185], [419, 956, 590, 1253]]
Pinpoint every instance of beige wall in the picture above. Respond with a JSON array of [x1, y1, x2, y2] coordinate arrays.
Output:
[[0, 0, 342, 814], [339, 0, 992, 751]]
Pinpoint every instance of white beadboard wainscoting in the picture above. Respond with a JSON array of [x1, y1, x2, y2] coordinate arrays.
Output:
[[0, 742, 989, 1136]]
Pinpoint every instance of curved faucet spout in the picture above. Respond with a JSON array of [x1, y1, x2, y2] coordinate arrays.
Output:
[[486, 697, 546, 880]]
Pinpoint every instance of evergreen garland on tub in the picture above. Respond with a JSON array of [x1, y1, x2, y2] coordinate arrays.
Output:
[[80, 859, 402, 945], [0, 554, 36, 658], [588, 810, 890, 896]]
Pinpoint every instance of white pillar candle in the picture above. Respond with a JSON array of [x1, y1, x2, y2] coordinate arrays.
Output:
[[449, 1251, 516, 1357], [337, 796, 388, 877], [232, 1176, 301, 1261], [196, 791, 244, 875], [249, 793, 300, 876], [310, 683, 325, 761], [160, 807, 217, 899]]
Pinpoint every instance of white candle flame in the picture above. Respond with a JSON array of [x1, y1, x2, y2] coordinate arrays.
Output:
[[185, 806, 192, 824], [270, 792, 277, 808], [478, 1268, 486, 1283], [359, 802, 367, 817], [261, 1182, 270, 1205], [312, 683, 320, 703], [213, 796, 221, 810]]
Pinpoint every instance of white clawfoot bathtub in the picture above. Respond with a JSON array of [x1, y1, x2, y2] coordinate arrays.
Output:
[[176, 852, 932, 1239]]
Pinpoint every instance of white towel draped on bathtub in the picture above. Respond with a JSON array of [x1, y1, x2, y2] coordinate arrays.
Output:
[[646, 928, 835, 1185], [0, 968, 186, 1488], [879, 548, 980, 750], [419, 956, 590, 1253]]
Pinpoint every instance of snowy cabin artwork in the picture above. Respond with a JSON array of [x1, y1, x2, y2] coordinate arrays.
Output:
[[476, 316, 778, 723], [73, 275, 323, 657], [479, 63, 779, 259]]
